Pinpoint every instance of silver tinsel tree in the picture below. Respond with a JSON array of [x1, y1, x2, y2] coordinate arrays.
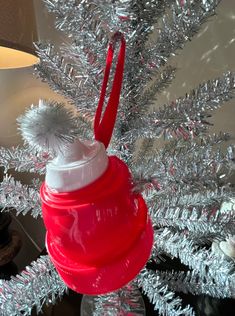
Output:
[[0, 0, 235, 315]]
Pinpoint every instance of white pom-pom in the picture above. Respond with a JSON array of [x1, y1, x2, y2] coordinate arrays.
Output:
[[18, 100, 79, 153]]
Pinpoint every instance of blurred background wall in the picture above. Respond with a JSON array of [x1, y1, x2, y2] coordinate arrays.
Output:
[[0, 0, 234, 265]]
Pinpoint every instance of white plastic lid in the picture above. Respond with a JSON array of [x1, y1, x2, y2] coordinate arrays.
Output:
[[45, 139, 108, 192]]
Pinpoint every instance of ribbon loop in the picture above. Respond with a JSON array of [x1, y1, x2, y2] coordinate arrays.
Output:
[[94, 32, 126, 148]]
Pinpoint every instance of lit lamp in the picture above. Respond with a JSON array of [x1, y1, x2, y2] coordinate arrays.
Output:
[[0, 0, 39, 69]]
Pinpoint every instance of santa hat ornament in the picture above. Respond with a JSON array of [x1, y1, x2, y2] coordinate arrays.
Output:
[[19, 32, 153, 295]]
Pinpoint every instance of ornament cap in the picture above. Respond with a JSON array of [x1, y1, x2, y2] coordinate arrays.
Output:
[[45, 140, 108, 192]]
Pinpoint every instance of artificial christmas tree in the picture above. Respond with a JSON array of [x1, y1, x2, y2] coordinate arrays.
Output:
[[0, 0, 235, 315]]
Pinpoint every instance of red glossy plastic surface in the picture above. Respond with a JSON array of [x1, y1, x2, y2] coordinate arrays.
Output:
[[41, 156, 153, 295]]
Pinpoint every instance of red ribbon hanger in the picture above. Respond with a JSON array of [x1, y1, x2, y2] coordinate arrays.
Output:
[[94, 32, 126, 149]]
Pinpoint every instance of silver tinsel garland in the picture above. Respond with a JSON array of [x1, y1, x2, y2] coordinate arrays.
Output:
[[149, 0, 220, 68], [132, 137, 234, 197], [157, 269, 234, 298], [0, 256, 66, 316], [0, 146, 49, 174], [137, 66, 177, 111], [149, 189, 235, 236], [0, 175, 41, 218], [153, 228, 235, 286], [124, 72, 235, 140], [137, 268, 195, 316], [0, 0, 234, 315], [35, 43, 100, 112], [135, 132, 232, 167]]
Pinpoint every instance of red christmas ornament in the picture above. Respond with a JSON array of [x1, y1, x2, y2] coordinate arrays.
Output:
[[41, 32, 154, 295]]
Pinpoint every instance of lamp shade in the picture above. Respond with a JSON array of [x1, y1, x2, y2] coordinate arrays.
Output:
[[0, 0, 39, 69]]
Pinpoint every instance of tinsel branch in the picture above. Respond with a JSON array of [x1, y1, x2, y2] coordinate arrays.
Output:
[[75, 111, 94, 139], [43, 0, 168, 44], [154, 228, 235, 285], [132, 138, 234, 195], [157, 269, 235, 299], [150, 0, 220, 68], [42, 0, 107, 66], [200, 132, 232, 144], [127, 138, 156, 177], [180, 231, 221, 247], [35, 44, 98, 112], [136, 138, 155, 164], [0, 256, 66, 316], [125, 72, 235, 140], [133, 136, 235, 237], [0, 146, 50, 174], [136, 268, 195, 316], [0, 175, 41, 218], [114, 2, 177, 135], [118, 66, 177, 134], [139, 66, 176, 109], [148, 188, 235, 236], [43, 0, 107, 42], [98, 0, 171, 36], [112, 2, 178, 130], [135, 132, 231, 167]]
